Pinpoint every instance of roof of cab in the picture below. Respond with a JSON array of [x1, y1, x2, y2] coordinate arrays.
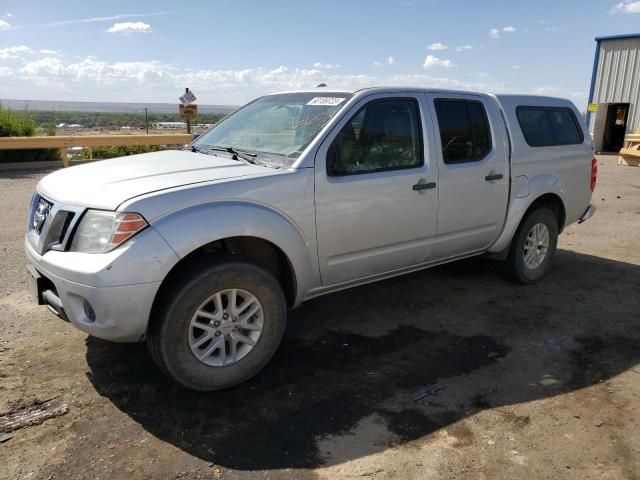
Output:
[[268, 86, 493, 97], [266, 87, 575, 106]]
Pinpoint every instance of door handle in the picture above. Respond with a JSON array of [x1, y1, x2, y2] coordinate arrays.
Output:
[[484, 173, 504, 182], [412, 182, 437, 191]]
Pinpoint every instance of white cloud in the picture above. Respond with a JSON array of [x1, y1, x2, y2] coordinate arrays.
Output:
[[5, 13, 13, 17], [4, 52, 580, 106], [427, 42, 448, 51], [512, 65, 521, 69], [455, 45, 474, 52], [9, 11, 179, 30], [387, 56, 397, 65], [39, 49, 60, 55], [6, 57, 587, 108], [423, 55, 456, 69], [20, 57, 66, 76], [313, 62, 340, 69], [372, 61, 382, 67], [107, 21, 152, 34], [6, 54, 502, 104], [610, 1, 640, 13], [0, 45, 34, 59], [490, 26, 516, 38], [0, 19, 10, 29]]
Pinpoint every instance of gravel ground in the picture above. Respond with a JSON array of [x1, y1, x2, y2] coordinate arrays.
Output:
[[0, 157, 639, 480]]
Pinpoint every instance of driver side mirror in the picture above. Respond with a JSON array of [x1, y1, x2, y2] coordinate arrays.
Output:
[[326, 134, 344, 176]]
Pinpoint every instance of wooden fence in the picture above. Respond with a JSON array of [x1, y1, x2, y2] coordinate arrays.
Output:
[[0, 134, 192, 167]]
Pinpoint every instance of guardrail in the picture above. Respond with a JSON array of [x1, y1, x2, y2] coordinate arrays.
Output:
[[0, 134, 192, 167]]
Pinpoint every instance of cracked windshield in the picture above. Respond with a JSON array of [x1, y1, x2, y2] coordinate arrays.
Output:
[[193, 92, 352, 166]]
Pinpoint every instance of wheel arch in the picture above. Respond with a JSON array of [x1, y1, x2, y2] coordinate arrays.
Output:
[[489, 174, 567, 254], [150, 201, 318, 308], [523, 192, 566, 233], [148, 235, 298, 335]]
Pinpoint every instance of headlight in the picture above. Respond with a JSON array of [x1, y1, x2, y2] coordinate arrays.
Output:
[[70, 210, 148, 254]]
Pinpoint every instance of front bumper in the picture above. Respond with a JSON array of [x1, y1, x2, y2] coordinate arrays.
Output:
[[578, 203, 596, 224], [25, 227, 179, 342]]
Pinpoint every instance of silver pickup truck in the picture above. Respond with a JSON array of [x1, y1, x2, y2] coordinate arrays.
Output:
[[26, 87, 596, 390]]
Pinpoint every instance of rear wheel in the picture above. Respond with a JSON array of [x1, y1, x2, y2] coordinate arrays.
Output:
[[503, 207, 558, 284], [148, 259, 287, 391]]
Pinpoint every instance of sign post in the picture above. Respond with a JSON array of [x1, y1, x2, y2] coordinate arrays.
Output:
[[179, 88, 197, 134]]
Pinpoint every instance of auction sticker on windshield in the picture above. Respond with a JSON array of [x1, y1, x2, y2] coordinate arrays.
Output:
[[306, 97, 346, 106]]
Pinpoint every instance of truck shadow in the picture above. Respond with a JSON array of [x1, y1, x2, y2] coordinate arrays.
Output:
[[85, 249, 640, 471]]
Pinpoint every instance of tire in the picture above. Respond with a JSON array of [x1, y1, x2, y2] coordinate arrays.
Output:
[[503, 207, 558, 284], [147, 259, 287, 391]]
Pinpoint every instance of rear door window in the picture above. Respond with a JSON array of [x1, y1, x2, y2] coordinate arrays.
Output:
[[468, 102, 492, 160], [434, 99, 492, 164], [516, 106, 583, 147]]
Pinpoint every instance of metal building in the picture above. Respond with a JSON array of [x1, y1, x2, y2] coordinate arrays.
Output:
[[587, 33, 640, 153]]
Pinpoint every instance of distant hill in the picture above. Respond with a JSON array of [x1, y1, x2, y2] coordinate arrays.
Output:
[[0, 99, 238, 115]]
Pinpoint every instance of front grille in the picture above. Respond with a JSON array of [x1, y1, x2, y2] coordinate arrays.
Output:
[[27, 193, 84, 255], [30, 194, 53, 234]]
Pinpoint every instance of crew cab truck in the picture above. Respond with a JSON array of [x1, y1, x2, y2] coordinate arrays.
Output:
[[25, 87, 597, 391]]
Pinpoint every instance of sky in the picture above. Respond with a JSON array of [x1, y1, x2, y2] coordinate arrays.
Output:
[[1, 0, 639, 107]]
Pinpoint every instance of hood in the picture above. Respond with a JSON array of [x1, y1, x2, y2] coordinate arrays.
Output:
[[37, 150, 269, 210]]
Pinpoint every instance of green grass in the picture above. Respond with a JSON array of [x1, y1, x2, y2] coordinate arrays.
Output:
[[0, 105, 59, 163], [75, 145, 165, 160], [0, 106, 37, 137]]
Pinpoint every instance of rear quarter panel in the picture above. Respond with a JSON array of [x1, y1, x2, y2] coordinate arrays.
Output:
[[496, 95, 593, 234]]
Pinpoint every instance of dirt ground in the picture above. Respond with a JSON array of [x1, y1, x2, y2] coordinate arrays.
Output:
[[0, 156, 639, 480]]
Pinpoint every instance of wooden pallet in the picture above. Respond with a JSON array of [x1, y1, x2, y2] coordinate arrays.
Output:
[[618, 128, 640, 167]]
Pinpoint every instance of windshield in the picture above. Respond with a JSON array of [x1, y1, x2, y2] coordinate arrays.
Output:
[[193, 92, 352, 167]]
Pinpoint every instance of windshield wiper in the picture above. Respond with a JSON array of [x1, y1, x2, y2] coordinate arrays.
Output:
[[188, 144, 209, 155], [208, 146, 259, 165]]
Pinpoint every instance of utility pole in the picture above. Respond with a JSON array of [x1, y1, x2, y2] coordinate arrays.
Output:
[[144, 107, 149, 134], [185, 88, 192, 134]]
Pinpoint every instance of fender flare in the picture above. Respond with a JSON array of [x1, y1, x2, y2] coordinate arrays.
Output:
[[151, 201, 317, 306], [488, 174, 567, 253]]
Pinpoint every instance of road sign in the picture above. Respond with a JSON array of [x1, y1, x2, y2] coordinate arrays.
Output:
[[179, 104, 198, 119], [179, 90, 197, 106], [588, 103, 598, 113]]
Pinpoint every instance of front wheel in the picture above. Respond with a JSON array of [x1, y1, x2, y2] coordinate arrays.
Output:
[[147, 259, 287, 391], [503, 207, 558, 284]]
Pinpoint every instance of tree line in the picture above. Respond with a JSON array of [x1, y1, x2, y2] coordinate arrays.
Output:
[[28, 110, 226, 128]]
